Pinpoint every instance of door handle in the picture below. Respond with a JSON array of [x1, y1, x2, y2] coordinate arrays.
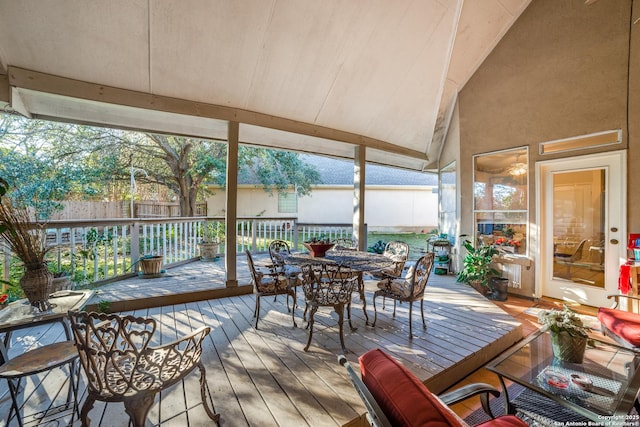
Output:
[[610, 239, 619, 244]]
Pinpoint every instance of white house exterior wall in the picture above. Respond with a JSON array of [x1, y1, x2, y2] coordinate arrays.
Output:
[[206, 185, 438, 232]]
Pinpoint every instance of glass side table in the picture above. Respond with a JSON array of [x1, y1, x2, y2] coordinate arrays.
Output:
[[0, 289, 94, 363], [487, 327, 640, 424]]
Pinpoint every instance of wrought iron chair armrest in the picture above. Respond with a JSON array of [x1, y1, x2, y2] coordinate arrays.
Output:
[[439, 383, 501, 419], [378, 269, 402, 280], [606, 293, 640, 309], [149, 326, 211, 352]]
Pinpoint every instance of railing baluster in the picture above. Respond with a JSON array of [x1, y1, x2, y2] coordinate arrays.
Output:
[[2, 216, 356, 288]]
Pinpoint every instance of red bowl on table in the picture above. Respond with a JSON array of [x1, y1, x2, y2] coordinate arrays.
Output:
[[303, 242, 335, 257]]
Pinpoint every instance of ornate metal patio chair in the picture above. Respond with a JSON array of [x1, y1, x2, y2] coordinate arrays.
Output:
[[339, 349, 528, 427], [372, 252, 435, 338], [268, 239, 302, 288], [333, 237, 357, 251], [67, 310, 220, 427], [246, 249, 297, 329], [370, 240, 410, 279], [300, 263, 358, 352]]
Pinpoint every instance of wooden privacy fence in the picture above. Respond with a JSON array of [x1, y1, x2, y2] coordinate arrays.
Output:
[[0, 217, 362, 288], [46, 201, 208, 220]]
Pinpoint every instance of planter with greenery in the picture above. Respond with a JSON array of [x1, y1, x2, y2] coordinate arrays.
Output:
[[456, 239, 500, 295], [0, 178, 54, 310], [199, 221, 225, 261]]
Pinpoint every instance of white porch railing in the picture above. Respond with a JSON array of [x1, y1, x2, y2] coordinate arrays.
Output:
[[1, 217, 363, 288]]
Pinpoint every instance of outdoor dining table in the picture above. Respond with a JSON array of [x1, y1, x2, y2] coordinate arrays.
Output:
[[283, 249, 394, 325]]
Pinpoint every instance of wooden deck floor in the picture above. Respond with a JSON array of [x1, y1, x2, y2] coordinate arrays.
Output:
[[0, 259, 523, 426]]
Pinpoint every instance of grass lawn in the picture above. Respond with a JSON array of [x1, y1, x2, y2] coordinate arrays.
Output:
[[366, 232, 441, 260]]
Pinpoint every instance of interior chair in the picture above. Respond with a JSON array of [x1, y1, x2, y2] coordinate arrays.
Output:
[[300, 263, 358, 352], [597, 294, 640, 350], [67, 310, 220, 427], [371, 240, 410, 279], [339, 348, 527, 427], [372, 253, 434, 338], [554, 239, 588, 279], [246, 249, 297, 329]]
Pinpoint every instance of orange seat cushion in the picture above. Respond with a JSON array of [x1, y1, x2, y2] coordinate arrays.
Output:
[[598, 307, 640, 347], [359, 349, 464, 426], [359, 348, 529, 427]]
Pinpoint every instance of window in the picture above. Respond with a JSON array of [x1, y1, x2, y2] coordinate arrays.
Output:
[[278, 192, 297, 213], [473, 148, 528, 255], [439, 161, 457, 245]]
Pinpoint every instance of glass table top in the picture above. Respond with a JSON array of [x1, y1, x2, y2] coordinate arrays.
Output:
[[487, 327, 640, 421]]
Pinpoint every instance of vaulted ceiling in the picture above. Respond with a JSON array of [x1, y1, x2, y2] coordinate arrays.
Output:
[[0, 0, 530, 171]]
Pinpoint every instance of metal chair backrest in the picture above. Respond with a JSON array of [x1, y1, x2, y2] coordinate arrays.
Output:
[[300, 264, 356, 305], [408, 252, 435, 298], [383, 241, 410, 276], [268, 240, 291, 271], [245, 249, 263, 287], [67, 310, 216, 425]]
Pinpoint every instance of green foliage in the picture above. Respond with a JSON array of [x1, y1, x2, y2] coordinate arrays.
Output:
[[201, 221, 225, 243], [239, 148, 321, 197], [97, 300, 111, 314], [0, 114, 323, 218], [537, 305, 590, 338], [456, 239, 500, 288], [368, 240, 386, 254]]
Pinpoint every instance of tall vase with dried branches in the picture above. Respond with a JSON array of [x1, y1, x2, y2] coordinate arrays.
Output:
[[0, 178, 53, 311]]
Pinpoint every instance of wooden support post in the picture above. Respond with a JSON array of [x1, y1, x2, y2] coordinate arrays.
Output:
[[353, 146, 366, 251], [225, 122, 239, 288]]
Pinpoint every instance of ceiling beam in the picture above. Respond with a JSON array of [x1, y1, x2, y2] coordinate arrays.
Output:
[[7, 67, 429, 161]]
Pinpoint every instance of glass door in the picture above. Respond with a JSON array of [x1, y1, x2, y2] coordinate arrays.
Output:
[[538, 151, 626, 307]]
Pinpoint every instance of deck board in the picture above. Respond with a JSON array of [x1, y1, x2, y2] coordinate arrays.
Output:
[[0, 260, 523, 426]]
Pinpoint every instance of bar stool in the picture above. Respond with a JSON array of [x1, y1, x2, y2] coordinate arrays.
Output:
[[0, 340, 79, 427]]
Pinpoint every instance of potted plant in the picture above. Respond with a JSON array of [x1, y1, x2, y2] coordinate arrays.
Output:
[[49, 266, 73, 292], [199, 221, 224, 261], [139, 254, 164, 276], [303, 235, 335, 257], [0, 178, 54, 311], [537, 305, 590, 363], [456, 239, 500, 295]]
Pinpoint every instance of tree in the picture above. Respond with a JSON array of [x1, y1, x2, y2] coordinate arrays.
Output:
[[124, 133, 322, 216], [0, 115, 121, 219], [0, 114, 323, 217]]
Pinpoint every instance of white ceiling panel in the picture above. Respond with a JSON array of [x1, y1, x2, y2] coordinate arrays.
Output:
[[0, 0, 530, 171]]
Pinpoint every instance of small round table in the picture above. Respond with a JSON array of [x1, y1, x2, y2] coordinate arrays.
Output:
[[0, 340, 80, 427]]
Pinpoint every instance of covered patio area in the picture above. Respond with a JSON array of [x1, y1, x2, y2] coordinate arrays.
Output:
[[1, 264, 522, 426]]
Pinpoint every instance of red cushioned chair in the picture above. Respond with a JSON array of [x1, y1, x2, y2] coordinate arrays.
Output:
[[597, 294, 640, 350], [339, 348, 527, 427]]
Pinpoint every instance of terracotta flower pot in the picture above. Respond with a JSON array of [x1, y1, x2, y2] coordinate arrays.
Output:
[[303, 242, 335, 257], [140, 256, 164, 275]]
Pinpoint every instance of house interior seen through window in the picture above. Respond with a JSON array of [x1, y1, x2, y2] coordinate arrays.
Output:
[[552, 169, 605, 287], [473, 148, 528, 255]]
